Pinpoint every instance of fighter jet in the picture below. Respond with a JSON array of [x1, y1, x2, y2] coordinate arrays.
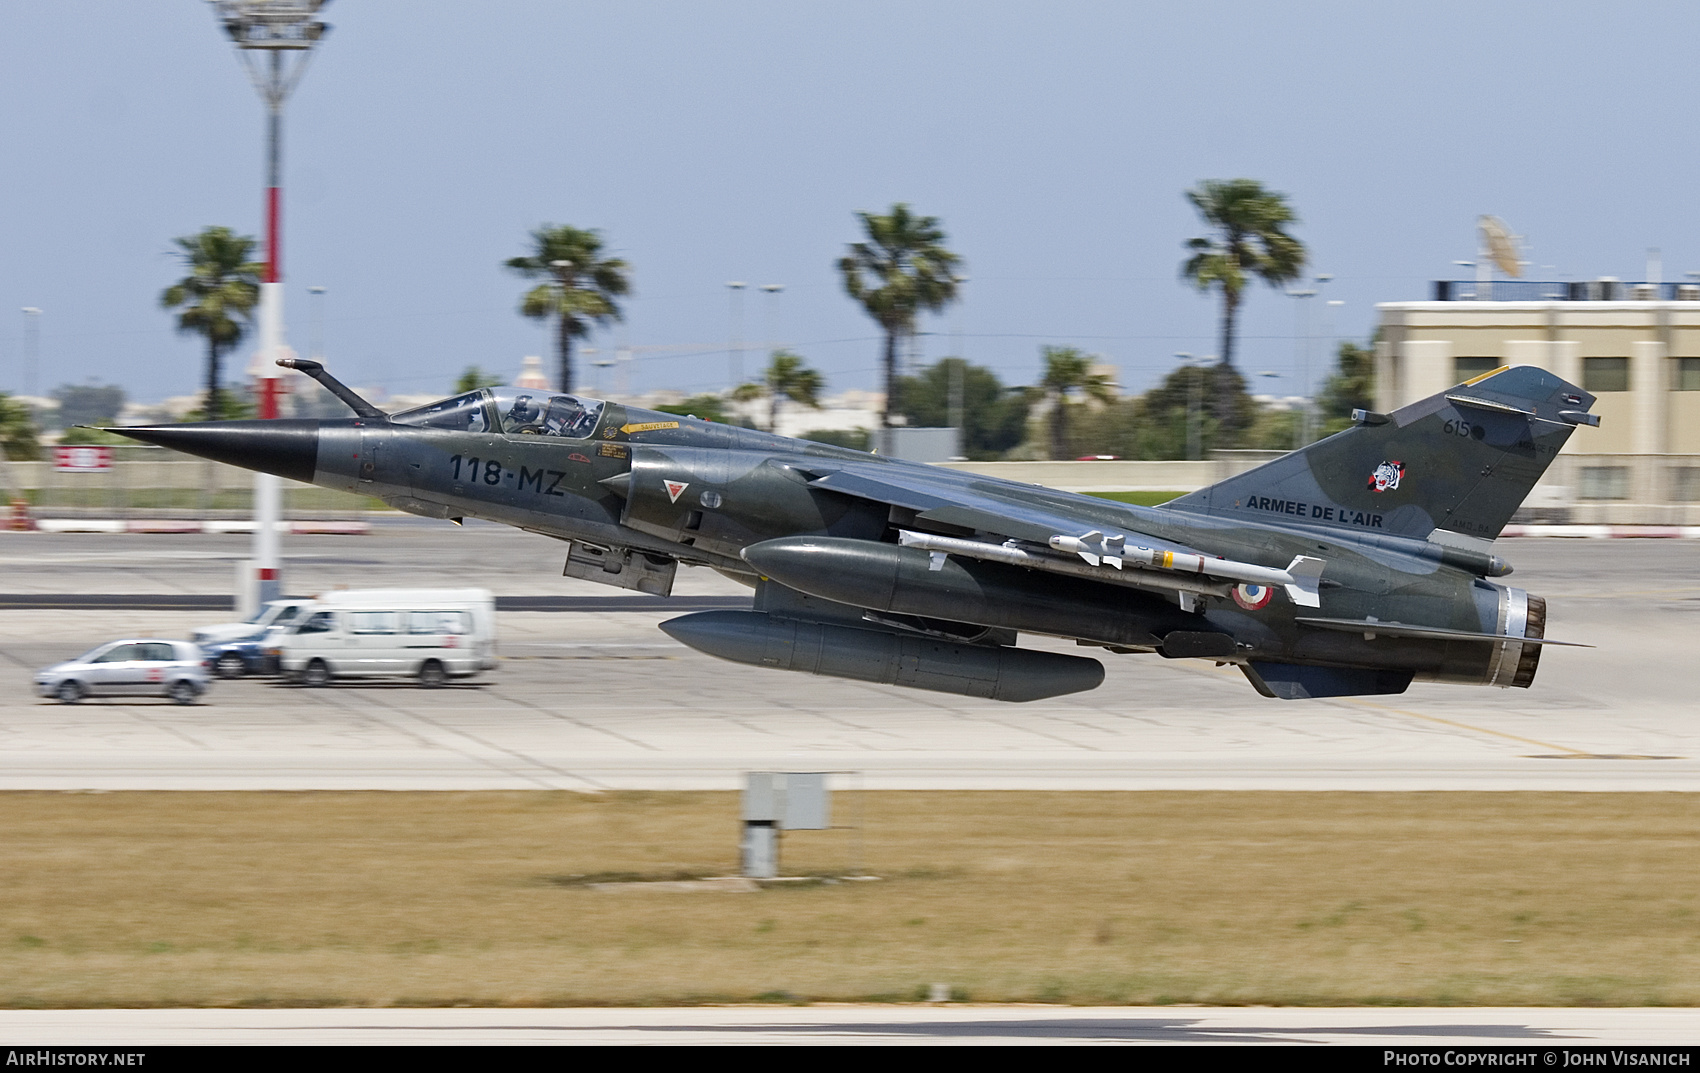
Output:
[[112, 359, 1598, 702]]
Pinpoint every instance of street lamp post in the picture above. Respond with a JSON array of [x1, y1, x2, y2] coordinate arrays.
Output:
[[1176, 352, 1207, 462], [726, 282, 747, 389], [1287, 273, 1331, 449], [1325, 298, 1344, 429], [307, 285, 325, 360], [760, 284, 784, 358], [302, 285, 326, 418], [588, 349, 616, 394], [948, 276, 968, 455], [1285, 289, 1315, 450], [1308, 275, 1333, 444], [19, 308, 40, 401], [208, 0, 330, 616]]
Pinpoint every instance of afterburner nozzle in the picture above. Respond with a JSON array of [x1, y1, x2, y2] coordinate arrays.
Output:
[[105, 420, 322, 483]]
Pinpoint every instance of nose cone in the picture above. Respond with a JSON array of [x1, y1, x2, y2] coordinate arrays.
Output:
[[658, 610, 768, 664], [108, 420, 322, 484]]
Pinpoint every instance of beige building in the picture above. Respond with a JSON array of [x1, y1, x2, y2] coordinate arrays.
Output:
[[1376, 296, 1700, 522]]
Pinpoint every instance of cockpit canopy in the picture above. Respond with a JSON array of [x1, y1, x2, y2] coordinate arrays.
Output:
[[391, 388, 606, 439], [390, 391, 490, 432], [493, 388, 605, 438]]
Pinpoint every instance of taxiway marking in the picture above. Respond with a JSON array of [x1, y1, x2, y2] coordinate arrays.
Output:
[[1349, 699, 1591, 757]]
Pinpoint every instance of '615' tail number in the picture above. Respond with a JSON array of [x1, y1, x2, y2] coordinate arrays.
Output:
[[449, 455, 566, 496]]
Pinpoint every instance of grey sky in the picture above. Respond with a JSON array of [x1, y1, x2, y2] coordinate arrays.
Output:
[[2, 1, 1695, 406]]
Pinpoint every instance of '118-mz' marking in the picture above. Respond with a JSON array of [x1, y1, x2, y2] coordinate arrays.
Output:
[[449, 456, 565, 496]]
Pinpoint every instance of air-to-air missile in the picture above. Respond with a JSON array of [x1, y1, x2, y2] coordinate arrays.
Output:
[[110, 357, 1596, 701]]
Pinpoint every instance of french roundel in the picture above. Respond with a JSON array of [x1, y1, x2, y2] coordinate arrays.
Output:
[[1232, 583, 1273, 611]]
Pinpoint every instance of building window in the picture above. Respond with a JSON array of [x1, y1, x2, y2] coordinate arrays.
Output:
[[1583, 357, 1629, 392], [1454, 357, 1500, 381], [1673, 468, 1700, 502], [1579, 466, 1630, 501], [1675, 357, 1700, 391]]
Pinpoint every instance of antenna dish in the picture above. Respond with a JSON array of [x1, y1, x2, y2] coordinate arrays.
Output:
[[1479, 216, 1522, 277]]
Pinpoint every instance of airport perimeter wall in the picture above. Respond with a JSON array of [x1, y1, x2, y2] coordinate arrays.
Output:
[[3, 451, 1692, 524], [1, 457, 375, 518]]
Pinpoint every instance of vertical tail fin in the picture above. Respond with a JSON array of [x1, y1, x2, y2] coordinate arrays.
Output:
[[1165, 366, 1597, 543]]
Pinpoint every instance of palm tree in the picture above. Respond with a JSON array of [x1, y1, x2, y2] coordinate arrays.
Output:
[[160, 226, 262, 420], [760, 350, 824, 433], [1039, 346, 1116, 459], [838, 204, 962, 429], [454, 366, 504, 394], [891, 358, 1032, 460], [0, 392, 41, 462], [1181, 179, 1305, 374], [505, 225, 630, 395]]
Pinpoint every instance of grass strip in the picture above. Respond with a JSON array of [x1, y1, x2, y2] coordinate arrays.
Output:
[[1, 790, 1696, 1007], [1085, 491, 1184, 506]]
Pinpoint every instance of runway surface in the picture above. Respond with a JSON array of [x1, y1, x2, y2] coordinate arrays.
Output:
[[0, 1006, 1695, 1045], [0, 525, 1695, 791]]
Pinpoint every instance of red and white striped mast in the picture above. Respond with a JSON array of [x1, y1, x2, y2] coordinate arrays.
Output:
[[208, 0, 329, 616]]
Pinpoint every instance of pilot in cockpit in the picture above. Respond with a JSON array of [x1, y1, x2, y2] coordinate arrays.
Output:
[[504, 395, 543, 433], [542, 395, 591, 437], [501, 391, 601, 437]]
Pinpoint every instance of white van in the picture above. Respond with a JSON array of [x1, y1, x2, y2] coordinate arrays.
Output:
[[193, 599, 318, 646], [272, 589, 497, 688]]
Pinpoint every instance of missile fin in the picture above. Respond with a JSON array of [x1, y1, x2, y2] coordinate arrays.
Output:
[[1283, 555, 1326, 608]]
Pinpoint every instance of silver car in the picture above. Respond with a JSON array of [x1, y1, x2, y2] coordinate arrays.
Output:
[[35, 639, 211, 705]]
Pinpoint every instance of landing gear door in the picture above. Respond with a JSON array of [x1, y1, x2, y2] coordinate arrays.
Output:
[[562, 542, 677, 597]]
